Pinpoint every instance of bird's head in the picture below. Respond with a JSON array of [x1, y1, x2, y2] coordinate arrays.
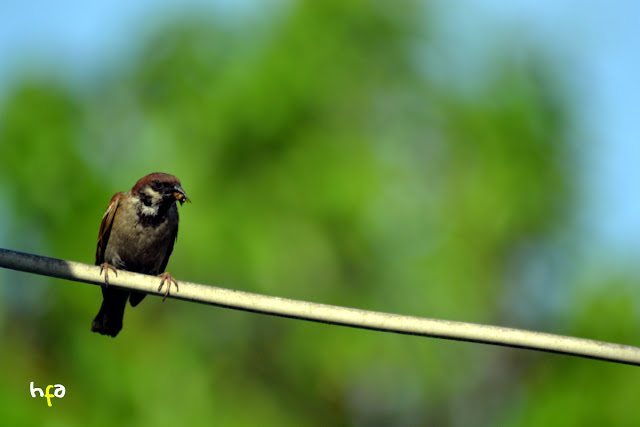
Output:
[[132, 173, 189, 216]]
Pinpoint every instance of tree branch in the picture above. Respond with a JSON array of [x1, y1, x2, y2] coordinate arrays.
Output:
[[1, 248, 638, 366]]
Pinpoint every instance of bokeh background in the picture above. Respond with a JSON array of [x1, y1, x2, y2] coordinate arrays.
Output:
[[1, 1, 639, 425]]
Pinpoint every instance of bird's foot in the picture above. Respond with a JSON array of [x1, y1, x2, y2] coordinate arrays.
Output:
[[99, 263, 118, 286], [157, 272, 179, 302]]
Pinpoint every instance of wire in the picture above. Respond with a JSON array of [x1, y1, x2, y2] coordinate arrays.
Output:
[[1, 248, 639, 366]]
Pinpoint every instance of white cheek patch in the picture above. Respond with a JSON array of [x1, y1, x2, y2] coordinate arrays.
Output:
[[153, 193, 162, 204], [143, 188, 163, 204], [133, 191, 162, 216]]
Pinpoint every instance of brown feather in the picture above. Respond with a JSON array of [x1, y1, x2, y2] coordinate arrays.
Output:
[[95, 192, 124, 266], [131, 172, 181, 195]]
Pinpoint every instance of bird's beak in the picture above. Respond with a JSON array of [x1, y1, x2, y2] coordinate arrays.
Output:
[[173, 185, 189, 205]]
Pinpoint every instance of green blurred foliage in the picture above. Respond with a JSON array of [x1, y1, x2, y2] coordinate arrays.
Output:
[[1, 1, 638, 425]]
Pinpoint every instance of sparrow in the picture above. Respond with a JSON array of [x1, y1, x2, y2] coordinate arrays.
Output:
[[91, 172, 189, 337]]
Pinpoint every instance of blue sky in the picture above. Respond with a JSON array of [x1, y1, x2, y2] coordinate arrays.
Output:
[[438, 0, 640, 261], [1, 0, 638, 262]]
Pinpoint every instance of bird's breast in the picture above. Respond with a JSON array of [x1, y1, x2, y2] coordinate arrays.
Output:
[[103, 205, 178, 274]]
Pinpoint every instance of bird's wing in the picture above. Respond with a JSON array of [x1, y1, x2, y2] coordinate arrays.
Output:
[[95, 192, 124, 265]]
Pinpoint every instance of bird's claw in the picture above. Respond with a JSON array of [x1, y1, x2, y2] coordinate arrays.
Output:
[[99, 263, 118, 286], [157, 272, 178, 302]]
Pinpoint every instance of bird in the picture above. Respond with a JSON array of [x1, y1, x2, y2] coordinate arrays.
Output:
[[91, 172, 189, 337]]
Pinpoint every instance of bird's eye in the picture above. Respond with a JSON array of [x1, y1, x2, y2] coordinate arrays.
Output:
[[152, 180, 161, 191]]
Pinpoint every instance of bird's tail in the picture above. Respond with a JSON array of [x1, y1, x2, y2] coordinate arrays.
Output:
[[91, 287, 129, 337]]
